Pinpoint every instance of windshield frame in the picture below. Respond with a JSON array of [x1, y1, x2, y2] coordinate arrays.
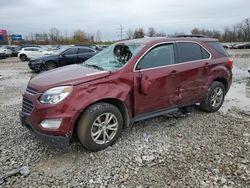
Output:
[[83, 42, 145, 72]]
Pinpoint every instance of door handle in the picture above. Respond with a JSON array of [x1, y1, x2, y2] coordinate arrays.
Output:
[[204, 62, 209, 69], [170, 70, 178, 76]]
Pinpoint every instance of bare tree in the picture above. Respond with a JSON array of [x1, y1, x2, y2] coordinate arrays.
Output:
[[48, 28, 60, 43], [126, 29, 134, 39], [133, 28, 145, 39], [147, 27, 157, 37], [95, 30, 102, 42], [73, 29, 88, 43]]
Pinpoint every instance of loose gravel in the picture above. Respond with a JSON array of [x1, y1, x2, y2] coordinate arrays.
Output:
[[0, 53, 250, 187]]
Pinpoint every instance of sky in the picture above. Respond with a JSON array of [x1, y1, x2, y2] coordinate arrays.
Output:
[[0, 0, 249, 41]]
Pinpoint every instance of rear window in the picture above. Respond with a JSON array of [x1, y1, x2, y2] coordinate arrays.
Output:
[[207, 41, 228, 57], [176, 42, 209, 63]]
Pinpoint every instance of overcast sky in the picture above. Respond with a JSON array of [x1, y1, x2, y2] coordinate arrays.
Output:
[[0, 0, 249, 41]]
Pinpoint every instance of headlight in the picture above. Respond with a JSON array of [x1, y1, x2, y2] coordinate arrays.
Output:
[[37, 59, 44, 63], [40, 86, 73, 104]]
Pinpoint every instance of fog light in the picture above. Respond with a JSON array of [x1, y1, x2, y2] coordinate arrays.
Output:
[[41, 118, 62, 129]]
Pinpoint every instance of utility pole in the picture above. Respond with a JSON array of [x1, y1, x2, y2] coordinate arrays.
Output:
[[120, 25, 123, 40]]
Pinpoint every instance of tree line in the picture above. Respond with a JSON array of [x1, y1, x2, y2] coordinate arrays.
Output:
[[21, 18, 250, 45], [191, 18, 250, 42]]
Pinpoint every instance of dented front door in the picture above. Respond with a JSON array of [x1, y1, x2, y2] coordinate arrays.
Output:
[[134, 68, 180, 115], [133, 43, 180, 115]]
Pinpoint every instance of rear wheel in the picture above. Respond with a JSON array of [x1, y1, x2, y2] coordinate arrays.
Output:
[[45, 61, 57, 70], [77, 103, 123, 151], [20, 54, 27, 61], [200, 81, 225, 112]]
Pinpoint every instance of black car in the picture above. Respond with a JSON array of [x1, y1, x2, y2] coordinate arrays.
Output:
[[75, 44, 102, 51], [0, 52, 6, 59], [10, 46, 21, 57], [28, 47, 97, 72], [237, 43, 250, 49]]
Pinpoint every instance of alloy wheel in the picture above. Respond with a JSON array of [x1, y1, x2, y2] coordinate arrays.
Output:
[[91, 113, 118, 145], [210, 87, 224, 108]]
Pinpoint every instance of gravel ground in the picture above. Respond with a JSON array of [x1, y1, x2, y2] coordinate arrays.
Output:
[[0, 51, 250, 187]]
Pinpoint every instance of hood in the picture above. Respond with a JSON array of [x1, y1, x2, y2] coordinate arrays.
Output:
[[29, 64, 110, 91]]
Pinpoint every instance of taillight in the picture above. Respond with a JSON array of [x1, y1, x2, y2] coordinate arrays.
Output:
[[226, 58, 233, 70]]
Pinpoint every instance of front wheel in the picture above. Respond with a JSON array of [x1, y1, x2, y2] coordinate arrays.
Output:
[[200, 81, 225, 112], [77, 103, 123, 151], [45, 61, 57, 70], [20, 54, 27, 61]]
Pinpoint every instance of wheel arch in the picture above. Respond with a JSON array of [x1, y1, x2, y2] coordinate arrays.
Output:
[[72, 98, 130, 140], [213, 77, 229, 92], [45, 60, 58, 66]]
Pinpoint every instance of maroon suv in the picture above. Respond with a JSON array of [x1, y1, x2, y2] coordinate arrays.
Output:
[[20, 36, 233, 151]]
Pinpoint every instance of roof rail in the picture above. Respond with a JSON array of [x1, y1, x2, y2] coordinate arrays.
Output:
[[175, 34, 209, 38]]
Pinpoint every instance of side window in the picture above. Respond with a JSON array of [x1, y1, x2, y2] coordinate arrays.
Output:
[[25, 48, 32, 51], [78, 48, 89, 54], [201, 48, 210, 59], [137, 44, 175, 70], [176, 42, 209, 63], [63, 48, 78, 56], [33, 48, 39, 51], [88, 49, 95, 53], [207, 41, 228, 57]]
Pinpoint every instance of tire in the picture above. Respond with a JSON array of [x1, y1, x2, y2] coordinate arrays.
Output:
[[20, 54, 27, 61], [45, 61, 57, 70], [77, 102, 123, 151], [200, 81, 225, 112]]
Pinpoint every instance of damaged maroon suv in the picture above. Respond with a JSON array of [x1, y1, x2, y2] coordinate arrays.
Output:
[[20, 36, 233, 151]]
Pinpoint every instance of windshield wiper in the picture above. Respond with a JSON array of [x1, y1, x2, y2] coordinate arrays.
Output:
[[84, 64, 104, 70]]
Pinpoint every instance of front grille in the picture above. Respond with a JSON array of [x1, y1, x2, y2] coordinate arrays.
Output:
[[26, 86, 38, 95], [22, 98, 34, 114]]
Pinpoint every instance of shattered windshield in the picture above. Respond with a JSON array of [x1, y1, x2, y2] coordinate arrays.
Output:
[[83, 43, 145, 71]]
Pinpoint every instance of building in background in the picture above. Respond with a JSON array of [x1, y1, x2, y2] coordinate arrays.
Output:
[[0, 29, 8, 44], [11, 34, 22, 41]]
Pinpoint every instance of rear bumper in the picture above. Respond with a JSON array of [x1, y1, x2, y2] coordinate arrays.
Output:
[[19, 112, 70, 148]]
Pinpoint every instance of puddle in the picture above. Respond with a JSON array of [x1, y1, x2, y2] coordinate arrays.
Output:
[[0, 69, 35, 105], [35, 153, 77, 175], [232, 66, 249, 80], [220, 78, 250, 113]]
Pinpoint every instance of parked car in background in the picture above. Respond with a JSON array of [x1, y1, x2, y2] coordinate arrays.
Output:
[[20, 44, 42, 49], [28, 47, 97, 72], [9, 46, 21, 57], [237, 43, 250, 49], [0, 52, 6, 59], [20, 36, 233, 151], [98, 45, 109, 50], [0, 46, 12, 57], [18, 47, 52, 61], [75, 44, 102, 51]]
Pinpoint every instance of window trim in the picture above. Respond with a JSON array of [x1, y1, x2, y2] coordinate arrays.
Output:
[[62, 48, 78, 56], [175, 41, 212, 63], [134, 42, 175, 72], [133, 41, 212, 72]]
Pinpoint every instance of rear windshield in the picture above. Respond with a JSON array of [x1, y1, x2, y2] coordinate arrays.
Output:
[[207, 41, 228, 57]]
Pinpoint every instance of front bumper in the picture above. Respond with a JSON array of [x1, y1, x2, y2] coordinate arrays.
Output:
[[28, 62, 44, 71], [20, 112, 70, 148]]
